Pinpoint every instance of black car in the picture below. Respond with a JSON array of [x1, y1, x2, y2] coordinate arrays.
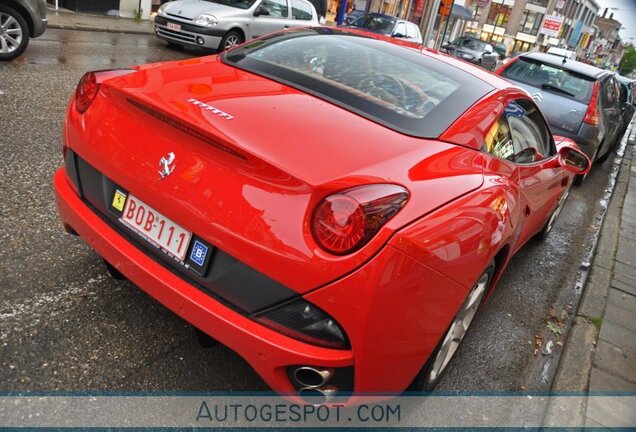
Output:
[[441, 36, 495, 66], [498, 52, 623, 177], [0, 0, 47, 60], [345, 13, 422, 45], [616, 75, 635, 139]]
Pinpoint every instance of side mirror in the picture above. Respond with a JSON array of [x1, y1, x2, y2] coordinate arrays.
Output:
[[513, 147, 540, 164], [558, 146, 591, 175], [484, 44, 493, 54], [254, 6, 269, 16]]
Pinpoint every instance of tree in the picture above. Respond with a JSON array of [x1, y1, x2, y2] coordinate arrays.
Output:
[[619, 44, 636, 76]]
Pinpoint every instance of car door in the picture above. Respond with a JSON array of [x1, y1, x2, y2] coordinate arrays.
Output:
[[406, 22, 422, 44], [250, 0, 291, 38], [482, 98, 565, 250], [392, 21, 408, 41], [599, 76, 622, 147], [287, 0, 315, 29], [505, 99, 565, 248]]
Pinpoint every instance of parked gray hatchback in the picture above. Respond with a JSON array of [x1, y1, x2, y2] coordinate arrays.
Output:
[[0, 0, 47, 60], [154, 0, 319, 52], [498, 52, 622, 172]]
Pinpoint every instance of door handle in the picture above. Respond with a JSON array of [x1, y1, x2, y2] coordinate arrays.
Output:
[[284, 25, 290, 28]]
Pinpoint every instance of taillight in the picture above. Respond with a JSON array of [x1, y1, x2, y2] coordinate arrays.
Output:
[[311, 184, 409, 255], [75, 72, 98, 114], [74, 69, 136, 114], [583, 81, 600, 126]]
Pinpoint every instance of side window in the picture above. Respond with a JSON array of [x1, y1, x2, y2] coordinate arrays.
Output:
[[484, 116, 514, 160], [260, 0, 289, 18], [394, 22, 407, 37], [291, 0, 312, 20], [505, 99, 554, 163]]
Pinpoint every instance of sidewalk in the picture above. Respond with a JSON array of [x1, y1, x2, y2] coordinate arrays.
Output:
[[549, 122, 636, 427], [46, 6, 154, 35]]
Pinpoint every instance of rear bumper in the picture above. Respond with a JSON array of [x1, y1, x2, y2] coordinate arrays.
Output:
[[54, 167, 352, 394], [55, 161, 468, 396]]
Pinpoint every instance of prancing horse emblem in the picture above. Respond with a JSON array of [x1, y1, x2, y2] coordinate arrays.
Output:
[[158, 152, 175, 180]]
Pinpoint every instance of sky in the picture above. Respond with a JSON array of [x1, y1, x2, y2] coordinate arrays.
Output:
[[595, 0, 636, 42]]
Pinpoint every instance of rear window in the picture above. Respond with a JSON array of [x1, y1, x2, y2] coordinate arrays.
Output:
[[501, 57, 594, 103], [223, 28, 493, 138]]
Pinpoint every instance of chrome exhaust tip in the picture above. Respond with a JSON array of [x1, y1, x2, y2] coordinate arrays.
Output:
[[293, 366, 334, 388], [298, 386, 338, 405]]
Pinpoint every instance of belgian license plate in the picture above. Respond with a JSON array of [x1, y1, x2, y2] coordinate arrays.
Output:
[[167, 22, 181, 31], [121, 194, 192, 261]]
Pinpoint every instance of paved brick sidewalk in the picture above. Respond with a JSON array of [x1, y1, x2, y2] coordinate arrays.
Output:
[[584, 129, 636, 427], [47, 6, 154, 35]]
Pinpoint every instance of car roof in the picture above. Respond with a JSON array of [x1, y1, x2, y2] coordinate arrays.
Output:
[[616, 75, 634, 84], [519, 52, 609, 79]]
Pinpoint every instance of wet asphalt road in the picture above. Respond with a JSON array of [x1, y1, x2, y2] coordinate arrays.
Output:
[[0, 29, 615, 393]]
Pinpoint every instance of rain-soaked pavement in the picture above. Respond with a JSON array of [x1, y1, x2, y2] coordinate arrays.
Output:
[[0, 29, 616, 393]]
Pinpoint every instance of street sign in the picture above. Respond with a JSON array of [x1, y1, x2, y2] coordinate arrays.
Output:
[[540, 15, 563, 37]]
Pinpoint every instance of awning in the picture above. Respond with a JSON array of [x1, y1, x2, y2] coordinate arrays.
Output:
[[451, 4, 473, 20]]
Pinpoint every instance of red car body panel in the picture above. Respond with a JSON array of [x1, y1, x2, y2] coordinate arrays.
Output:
[[62, 55, 486, 293], [54, 29, 583, 397]]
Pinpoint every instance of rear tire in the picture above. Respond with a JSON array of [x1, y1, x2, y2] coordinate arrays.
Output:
[[219, 30, 243, 52], [0, 5, 29, 61], [409, 264, 495, 391]]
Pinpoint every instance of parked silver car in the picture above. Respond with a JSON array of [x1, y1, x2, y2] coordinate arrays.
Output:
[[154, 0, 319, 52], [0, 0, 47, 61]]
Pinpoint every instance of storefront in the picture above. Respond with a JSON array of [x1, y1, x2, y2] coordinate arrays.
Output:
[[47, 0, 162, 19]]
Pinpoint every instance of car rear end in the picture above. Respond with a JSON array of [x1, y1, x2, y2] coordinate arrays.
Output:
[[54, 29, 496, 400], [497, 54, 603, 160]]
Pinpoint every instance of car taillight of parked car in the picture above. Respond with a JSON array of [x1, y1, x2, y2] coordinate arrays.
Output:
[[74, 69, 136, 114], [311, 184, 409, 255], [583, 81, 600, 126]]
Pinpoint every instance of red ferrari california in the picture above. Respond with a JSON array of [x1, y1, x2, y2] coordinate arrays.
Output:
[[54, 27, 590, 402]]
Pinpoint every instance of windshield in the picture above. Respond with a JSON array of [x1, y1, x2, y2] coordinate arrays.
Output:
[[349, 14, 396, 34], [501, 57, 594, 103], [204, 0, 257, 9], [223, 28, 493, 138]]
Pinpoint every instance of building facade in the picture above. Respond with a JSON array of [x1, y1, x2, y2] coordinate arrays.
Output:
[[593, 10, 624, 69]]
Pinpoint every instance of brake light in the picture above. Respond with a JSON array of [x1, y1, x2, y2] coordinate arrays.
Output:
[[312, 184, 409, 255], [583, 81, 600, 126], [75, 72, 98, 114], [74, 69, 136, 114]]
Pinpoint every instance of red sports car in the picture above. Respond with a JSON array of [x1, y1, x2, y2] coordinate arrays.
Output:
[[54, 27, 590, 402]]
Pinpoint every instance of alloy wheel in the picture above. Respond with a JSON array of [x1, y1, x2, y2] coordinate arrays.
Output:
[[224, 35, 241, 50], [425, 271, 490, 386], [0, 12, 23, 54]]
